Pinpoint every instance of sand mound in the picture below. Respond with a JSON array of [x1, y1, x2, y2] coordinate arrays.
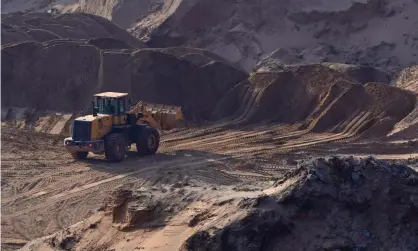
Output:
[[183, 156, 418, 251], [2, 12, 247, 123], [33, 0, 418, 72], [2, 40, 101, 112], [4, 1, 418, 72], [387, 65, 418, 140], [139, 0, 418, 72], [1, 12, 146, 48], [2, 24, 414, 137], [1, 39, 247, 121], [394, 65, 418, 94], [212, 64, 416, 137]]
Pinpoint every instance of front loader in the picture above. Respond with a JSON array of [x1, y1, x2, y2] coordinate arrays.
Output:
[[64, 92, 184, 162]]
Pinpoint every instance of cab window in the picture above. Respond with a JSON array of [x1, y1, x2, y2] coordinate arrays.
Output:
[[119, 98, 125, 114], [94, 97, 118, 115]]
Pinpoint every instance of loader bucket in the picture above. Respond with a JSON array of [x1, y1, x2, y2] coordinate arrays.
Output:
[[140, 102, 185, 130]]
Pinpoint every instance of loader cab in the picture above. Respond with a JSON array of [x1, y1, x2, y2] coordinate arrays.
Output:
[[93, 92, 131, 125], [93, 92, 130, 115]]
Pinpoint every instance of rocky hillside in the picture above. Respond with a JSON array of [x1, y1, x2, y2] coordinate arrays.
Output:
[[3, 0, 418, 72]]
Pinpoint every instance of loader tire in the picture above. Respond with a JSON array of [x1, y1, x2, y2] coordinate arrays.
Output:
[[105, 133, 126, 162], [136, 126, 160, 155], [71, 151, 88, 160]]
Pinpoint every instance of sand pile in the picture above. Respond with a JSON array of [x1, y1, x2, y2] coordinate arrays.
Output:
[[388, 65, 418, 139], [11, 0, 417, 72], [1, 39, 247, 122], [394, 65, 418, 94], [183, 156, 418, 251], [135, 0, 418, 72], [2, 14, 414, 136], [2, 13, 247, 122], [1, 12, 145, 48], [212, 64, 416, 137], [1, 12, 247, 122]]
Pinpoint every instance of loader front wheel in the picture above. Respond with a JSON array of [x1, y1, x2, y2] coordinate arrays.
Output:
[[71, 151, 88, 160], [105, 133, 126, 162], [136, 126, 160, 155]]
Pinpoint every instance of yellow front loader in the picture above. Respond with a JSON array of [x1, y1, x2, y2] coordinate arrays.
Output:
[[64, 92, 185, 162]]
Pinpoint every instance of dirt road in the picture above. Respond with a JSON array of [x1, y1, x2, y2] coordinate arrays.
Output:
[[1, 123, 417, 250]]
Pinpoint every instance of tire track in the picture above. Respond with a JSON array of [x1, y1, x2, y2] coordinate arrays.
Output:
[[2, 156, 235, 220], [250, 111, 373, 158], [2, 155, 170, 205]]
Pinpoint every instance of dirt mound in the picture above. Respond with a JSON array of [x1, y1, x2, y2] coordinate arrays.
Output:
[[388, 65, 418, 140], [212, 64, 416, 137], [140, 0, 418, 72], [394, 65, 418, 94], [1, 40, 247, 121], [3, 1, 418, 72], [1, 41, 101, 112], [183, 156, 418, 251], [2, 12, 247, 123], [1, 12, 146, 48]]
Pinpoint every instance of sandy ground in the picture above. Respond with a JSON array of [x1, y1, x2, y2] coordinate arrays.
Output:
[[2, 121, 417, 250], [1, 2, 417, 250]]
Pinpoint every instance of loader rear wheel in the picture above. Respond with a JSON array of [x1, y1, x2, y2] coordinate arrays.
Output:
[[105, 133, 126, 162], [71, 151, 88, 160], [136, 126, 160, 155]]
